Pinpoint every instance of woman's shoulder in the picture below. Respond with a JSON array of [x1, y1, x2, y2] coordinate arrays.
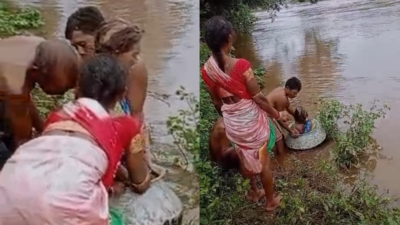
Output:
[[129, 58, 148, 83], [232, 58, 252, 74], [112, 114, 142, 129], [234, 58, 251, 68]]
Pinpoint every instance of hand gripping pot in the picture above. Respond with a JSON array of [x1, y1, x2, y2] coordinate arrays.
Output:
[[284, 118, 327, 151], [109, 163, 183, 225]]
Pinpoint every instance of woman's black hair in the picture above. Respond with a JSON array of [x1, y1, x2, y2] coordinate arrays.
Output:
[[294, 107, 307, 124], [78, 54, 127, 108], [204, 16, 234, 72], [95, 19, 144, 54]]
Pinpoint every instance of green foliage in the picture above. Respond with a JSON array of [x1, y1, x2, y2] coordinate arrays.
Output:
[[167, 87, 199, 165], [253, 66, 266, 88], [317, 99, 389, 168], [32, 86, 73, 118], [0, 2, 43, 36]]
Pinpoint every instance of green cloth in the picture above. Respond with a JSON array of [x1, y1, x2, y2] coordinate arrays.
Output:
[[231, 118, 277, 157], [266, 118, 277, 157], [109, 208, 124, 225]]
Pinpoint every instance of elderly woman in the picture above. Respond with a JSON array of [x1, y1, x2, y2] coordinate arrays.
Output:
[[95, 19, 183, 225], [0, 35, 80, 168], [0, 54, 150, 224]]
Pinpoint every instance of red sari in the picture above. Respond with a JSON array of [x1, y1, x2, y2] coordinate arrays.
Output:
[[45, 99, 142, 188], [202, 57, 278, 174], [0, 98, 141, 225]]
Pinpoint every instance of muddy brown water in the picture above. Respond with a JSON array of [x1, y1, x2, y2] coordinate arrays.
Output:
[[234, 0, 400, 205], [15, 0, 199, 220]]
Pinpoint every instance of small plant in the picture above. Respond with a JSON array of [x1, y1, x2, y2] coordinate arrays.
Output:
[[0, 2, 44, 36], [317, 99, 389, 168], [253, 66, 266, 88], [167, 86, 199, 167]]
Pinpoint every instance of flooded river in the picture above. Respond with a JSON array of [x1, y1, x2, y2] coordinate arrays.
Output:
[[15, 0, 199, 221], [235, 0, 400, 203]]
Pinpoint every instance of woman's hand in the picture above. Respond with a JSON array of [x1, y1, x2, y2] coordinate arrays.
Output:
[[125, 146, 152, 194], [130, 171, 151, 194], [115, 164, 129, 184], [110, 181, 126, 197]]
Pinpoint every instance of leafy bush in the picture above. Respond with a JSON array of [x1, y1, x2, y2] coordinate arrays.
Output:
[[253, 66, 266, 88], [317, 99, 389, 168], [0, 2, 43, 36], [167, 87, 199, 168]]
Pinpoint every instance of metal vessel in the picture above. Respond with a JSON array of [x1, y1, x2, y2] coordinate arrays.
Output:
[[109, 164, 183, 225], [284, 118, 327, 151]]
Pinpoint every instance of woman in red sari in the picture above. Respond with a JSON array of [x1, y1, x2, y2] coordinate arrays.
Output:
[[202, 16, 283, 211], [0, 54, 150, 224]]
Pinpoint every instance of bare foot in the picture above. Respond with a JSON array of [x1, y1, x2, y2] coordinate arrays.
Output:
[[265, 195, 282, 212], [246, 189, 265, 202]]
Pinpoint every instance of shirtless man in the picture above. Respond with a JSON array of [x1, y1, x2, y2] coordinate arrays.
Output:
[[267, 76, 303, 138], [65, 6, 105, 60], [0, 36, 80, 167]]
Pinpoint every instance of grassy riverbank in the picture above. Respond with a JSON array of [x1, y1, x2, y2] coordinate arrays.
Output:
[[199, 43, 400, 224]]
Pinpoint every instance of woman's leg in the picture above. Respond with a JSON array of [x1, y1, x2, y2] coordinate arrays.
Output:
[[259, 157, 281, 211], [239, 161, 265, 202], [274, 139, 287, 166]]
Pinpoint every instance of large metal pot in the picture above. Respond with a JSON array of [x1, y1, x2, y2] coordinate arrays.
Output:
[[284, 118, 327, 151], [109, 164, 183, 225]]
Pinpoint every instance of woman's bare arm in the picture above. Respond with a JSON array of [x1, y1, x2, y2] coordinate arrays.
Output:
[[126, 60, 148, 116], [125, 147, 151, 194], [244, 69, 280, 119], [205, 85, 223, 116]]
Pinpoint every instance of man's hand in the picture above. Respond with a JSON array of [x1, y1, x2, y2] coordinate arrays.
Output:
[[112, 181, 126, 197], [279, 112, 290, 123], [290, 129, 300, 138]]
